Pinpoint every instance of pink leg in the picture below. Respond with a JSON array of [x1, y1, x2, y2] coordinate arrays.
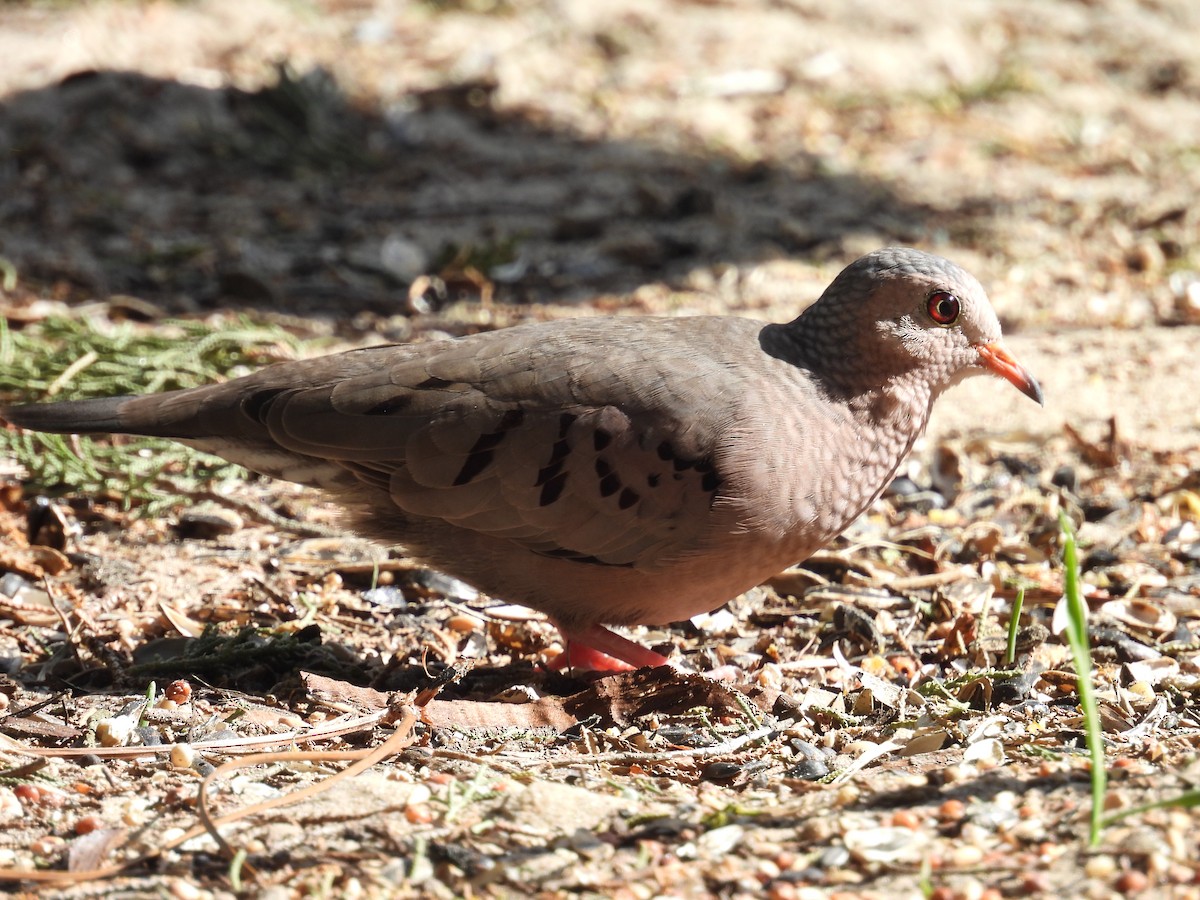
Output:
[[548, 623, 673, 672]]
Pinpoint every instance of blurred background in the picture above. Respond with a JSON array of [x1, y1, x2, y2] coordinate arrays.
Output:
[[0, 0, 1197, 445]]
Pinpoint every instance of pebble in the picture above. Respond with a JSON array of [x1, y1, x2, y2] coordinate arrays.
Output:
[[1086, 855, 1118, 878], [702, 762, 742, 782], [784, 757, 829, 780], [95, 715, 138, 747], [74, 815, 103, 835], [695, 824, 745, 858], [174, 507, 243, 539], [362, 585, 407, 609], [169, 878, 205, 900], [165, 680, 193, 704], [843, 826, 924, 864], [1115, 869, 1150, 894], [0, 789, 22, 818], [446, 612, 483, 633], [379, 232, 429, 282], [405, 804, 433, 824], [938, 799, 966, 823], [950, 844, 985, 867], [1022, 872, 1052, 892], [30, 835, 66, 857]]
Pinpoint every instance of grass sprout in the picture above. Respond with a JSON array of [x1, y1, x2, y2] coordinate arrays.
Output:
[[1103, 789, 1200, 826], [1005, 587, 1025, 666], [1058, 511, 1106, 847], [1060, 511, 1200, 838]]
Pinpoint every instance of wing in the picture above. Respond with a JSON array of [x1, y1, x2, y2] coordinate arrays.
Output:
[[256, 319, 740, 568], [72, 317, 753, 570]]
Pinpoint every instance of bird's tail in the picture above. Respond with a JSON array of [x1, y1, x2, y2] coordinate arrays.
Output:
[[1, 385, 246, 441], [2, 395, 138, 435]]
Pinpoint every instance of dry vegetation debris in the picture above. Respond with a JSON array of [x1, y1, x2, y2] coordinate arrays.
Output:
[[1, 0, 1200, 896]]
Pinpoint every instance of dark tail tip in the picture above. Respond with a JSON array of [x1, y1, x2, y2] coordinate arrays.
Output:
[[1, 396, 132, 435]]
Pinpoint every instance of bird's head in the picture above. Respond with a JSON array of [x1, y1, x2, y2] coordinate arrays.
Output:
[[793, 247, 1043, 406]]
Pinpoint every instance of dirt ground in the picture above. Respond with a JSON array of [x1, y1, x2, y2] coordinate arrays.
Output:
[[1, 0, 1199, 897]]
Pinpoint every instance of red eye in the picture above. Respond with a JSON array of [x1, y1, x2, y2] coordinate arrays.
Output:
[[927, 291, 960, 326]]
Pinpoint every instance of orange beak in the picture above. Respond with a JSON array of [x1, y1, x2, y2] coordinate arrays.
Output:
[[974, 341, 1044, 406]]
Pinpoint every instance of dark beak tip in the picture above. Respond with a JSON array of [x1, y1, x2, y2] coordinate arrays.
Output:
[[974, 341, 1044, 409], [1027, 379, 1046, 407]]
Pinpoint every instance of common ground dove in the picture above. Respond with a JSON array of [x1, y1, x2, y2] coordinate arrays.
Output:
[[2, 249, 1042, 670]]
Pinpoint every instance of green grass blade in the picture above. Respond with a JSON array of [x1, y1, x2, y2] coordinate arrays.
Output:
[[1005, 587, 1025, 666], [1103, 788, 1200, 826], [1058, 510, 1106, 847], [0, 314, 304, 513]]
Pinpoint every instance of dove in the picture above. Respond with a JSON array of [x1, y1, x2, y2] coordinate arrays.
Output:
[[2, 248, 1042, 670]]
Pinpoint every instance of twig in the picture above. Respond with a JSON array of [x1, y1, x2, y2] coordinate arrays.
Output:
[[498, 723, 778, 768]]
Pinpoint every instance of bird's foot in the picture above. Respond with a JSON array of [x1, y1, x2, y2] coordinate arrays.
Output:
[[547, 624, 673, 672]]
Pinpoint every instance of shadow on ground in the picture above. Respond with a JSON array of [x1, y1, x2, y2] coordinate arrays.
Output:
[[0, 67, 928, 317]]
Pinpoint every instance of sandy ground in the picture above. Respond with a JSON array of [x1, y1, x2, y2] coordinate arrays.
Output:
[[2, 1, 1200, 898]]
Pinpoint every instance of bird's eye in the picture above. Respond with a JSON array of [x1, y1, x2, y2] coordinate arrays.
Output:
[[926, 291, 960, 326]]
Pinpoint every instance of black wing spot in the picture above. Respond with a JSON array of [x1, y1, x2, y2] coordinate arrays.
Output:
[[593, 429, 612, 451], [416, 375, 455, 390], [672, 455, 696, 472], [558, 412, 578, 437], [656, 441, 675, 462], [536, 546, 634, 568], [594, 458, 622, 497], [497, 407, 525, 431], [242, 389, 286, 422], [453, 449, 495, 486], [452, 434, 502, 485], [701, 469, 722, 493], [537, 434, 571, 485], [539, 472, 568, 506], [599, 472, 621, 497], [647, 473, 661, 488], [546, 437, 571, 466], [452, 414, 524, 486], [536, 458, 565, 487], [618, 487, 639, 510]]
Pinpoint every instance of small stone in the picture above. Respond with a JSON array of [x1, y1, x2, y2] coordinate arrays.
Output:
[[1021, 872, 1052, 892], [785, 757, 829, 781], [843, 825, 925, 863], [362, 585, 407, 608], [30, 836, 66, 857], [1050, 465, 1078, 493], [379, 233, 429, 282], [1086, 855, 1118, 878], [1114, 869, 1150, 894], [446, 613, 483, 633], [702, 761, 742, 781], [1126, 240, 1165, 273], [174, 507, 243, 540], [164, 680, 192, 704], [950, 844, 985, 867], [695, 824, 745, 858], [938, 799, 966, 822], [95, 715, 138, 747], [74, 815, 103, 835]]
